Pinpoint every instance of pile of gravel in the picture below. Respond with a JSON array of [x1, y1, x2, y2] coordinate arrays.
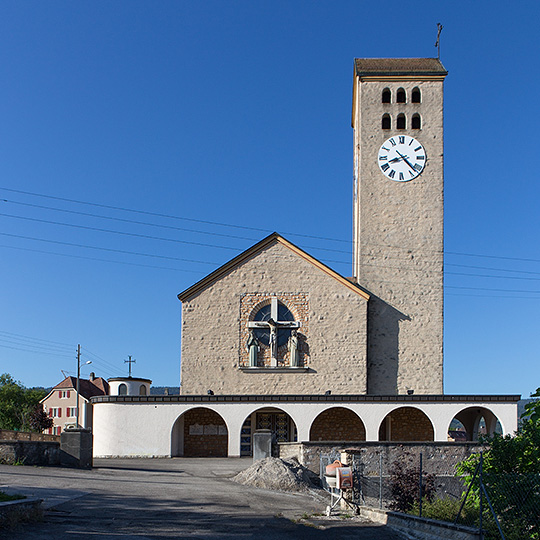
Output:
[[232, 457, 321, 493]]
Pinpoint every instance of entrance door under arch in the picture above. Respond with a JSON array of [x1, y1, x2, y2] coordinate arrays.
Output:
[[240, 408, 297, 456]]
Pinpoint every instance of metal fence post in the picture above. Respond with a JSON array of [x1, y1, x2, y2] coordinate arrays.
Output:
[[419, 452, 423, 517], [479, 452, 484, 540], [379, 454, 383, 509]]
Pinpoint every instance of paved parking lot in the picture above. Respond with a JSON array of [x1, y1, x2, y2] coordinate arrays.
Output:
[[1, 458, 402, 539]]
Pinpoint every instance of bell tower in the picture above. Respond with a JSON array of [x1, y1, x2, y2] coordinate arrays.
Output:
[[352, 58, 447, 395]]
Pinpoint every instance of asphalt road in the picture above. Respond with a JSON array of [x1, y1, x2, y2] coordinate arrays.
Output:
[[1, 458, 402, 539]]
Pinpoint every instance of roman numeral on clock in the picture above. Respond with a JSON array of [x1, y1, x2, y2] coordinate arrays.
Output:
[[399, 136, 405, 144], [381, 163, 390, 171], [388, 169, 396, 178]]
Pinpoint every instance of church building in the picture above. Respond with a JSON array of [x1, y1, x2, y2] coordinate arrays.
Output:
[[92, 58, 519, 458]]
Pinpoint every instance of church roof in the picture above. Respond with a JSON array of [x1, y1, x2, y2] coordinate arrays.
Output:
[[178, 232, 370, 302], [354, 58, 447, 78]]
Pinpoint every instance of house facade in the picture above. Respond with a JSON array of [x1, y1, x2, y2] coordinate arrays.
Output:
[[41, 373, 109, 434]]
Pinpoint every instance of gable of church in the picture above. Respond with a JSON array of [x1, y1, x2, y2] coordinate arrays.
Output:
[[178, 234, 369, 396]]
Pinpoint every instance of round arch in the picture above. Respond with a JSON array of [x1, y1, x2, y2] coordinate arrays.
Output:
[[309, 407, 366, 442], [379, 407, 434, 441], [448, 407, 502, 442], [171, 407, 228, 457], [239, 407, 298, 457]]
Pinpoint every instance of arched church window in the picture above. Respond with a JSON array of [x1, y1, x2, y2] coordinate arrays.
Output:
[[412, 87, 421, 103], [252, 301, 295, 347], [119, 383, 127, 395], [139, 385, 147, 396], [412, 114, 421, 129], [382, 114, 391, 130], [382, 88, 391, 103], [396, 114, 406, 130], [396, 88, 406, 103]]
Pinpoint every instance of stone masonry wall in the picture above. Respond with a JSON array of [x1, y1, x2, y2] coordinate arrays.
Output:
[[183, 408, 228, 457], [380, 407, 434, 441], [353, 78, 444, 395], [309, 407, 366, 441], [180, 241, 368, 395], [279, 441, 484, 475]]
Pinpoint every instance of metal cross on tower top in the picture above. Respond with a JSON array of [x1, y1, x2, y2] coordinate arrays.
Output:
[[247, 298, 301, 366], [125, 355, 136, 377]]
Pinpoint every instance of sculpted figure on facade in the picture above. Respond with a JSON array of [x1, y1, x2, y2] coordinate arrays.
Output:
[[247, 330, 259, 367], [288, 330, 300, 367]]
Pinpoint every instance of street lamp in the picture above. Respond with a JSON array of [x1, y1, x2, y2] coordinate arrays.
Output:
[[76, 344, 92, 428]]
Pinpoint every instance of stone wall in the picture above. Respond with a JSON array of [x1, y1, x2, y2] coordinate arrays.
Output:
[[183, 408, 228, 457], [0, 441, 60, 466], [279, 441, 484, 474], [180, 239, 368, 395], [0, 429, 59, 442], [309, 407, 366, 441], [379, 407, 434, 441], [353, 75, 445, 395]]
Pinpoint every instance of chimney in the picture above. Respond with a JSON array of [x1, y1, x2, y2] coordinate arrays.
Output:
[[89, 372, 95, 381]]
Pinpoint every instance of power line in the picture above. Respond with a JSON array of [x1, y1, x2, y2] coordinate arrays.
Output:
[[0, 243, 208, 274], [0, 330, 75, 350], [446, 263, 540, 276], [3, 199, 262, 243], [2, 186, 539, 264], [0, 186, 351, 244], [2, 236, 539, 288], [0, 232, 220, 266], [0, 342, 75, 358], [0, 212, 353, 255]]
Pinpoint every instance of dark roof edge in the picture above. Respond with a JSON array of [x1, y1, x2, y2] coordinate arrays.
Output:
[[91, 394, 521, 404], [108, 377, 153, 383], [177, 232, 370, 302], [354, 57, 448, 77]]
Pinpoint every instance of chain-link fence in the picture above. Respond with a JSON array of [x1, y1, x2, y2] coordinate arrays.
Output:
[[319, 450, 540, 540]]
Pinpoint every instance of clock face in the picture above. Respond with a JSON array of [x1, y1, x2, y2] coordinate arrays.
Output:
[[377, 135, 426, 181]]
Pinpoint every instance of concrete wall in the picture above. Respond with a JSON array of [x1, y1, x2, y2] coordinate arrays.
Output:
[[92, 398, 517, 458], [180, 240, 369, 395], [353, 76, 445, 395], [359, 506, 481, 540]]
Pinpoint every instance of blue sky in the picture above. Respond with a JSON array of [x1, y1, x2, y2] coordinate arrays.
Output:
[[0, 1, 538, 397]]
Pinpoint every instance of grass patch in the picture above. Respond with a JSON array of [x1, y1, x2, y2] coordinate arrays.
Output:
[[0, 491, 26, 503]]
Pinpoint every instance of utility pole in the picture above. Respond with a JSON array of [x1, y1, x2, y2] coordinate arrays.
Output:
[[75, 345, 92, 428], [76, 344, 81, 428]]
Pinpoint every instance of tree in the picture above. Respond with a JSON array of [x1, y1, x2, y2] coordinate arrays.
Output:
[[0, 374, 48, 432], [28, 405, 54, 432], [389, 455, 436, 513], [456, 392, 540, 540], [523, 387, 540, 423]]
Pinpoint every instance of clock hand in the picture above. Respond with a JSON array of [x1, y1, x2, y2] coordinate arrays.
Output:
[[388, 156, 402, 163], [396, 151, 417, 172]]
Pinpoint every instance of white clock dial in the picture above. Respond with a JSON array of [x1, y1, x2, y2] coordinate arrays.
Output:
[[377, 135, 426, 181]]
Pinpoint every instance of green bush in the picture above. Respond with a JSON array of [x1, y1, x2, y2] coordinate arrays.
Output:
[[410, 497, 479, 526]]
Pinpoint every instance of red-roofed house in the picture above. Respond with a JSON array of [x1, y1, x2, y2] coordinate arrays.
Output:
[[40, 373, 109, 434]]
